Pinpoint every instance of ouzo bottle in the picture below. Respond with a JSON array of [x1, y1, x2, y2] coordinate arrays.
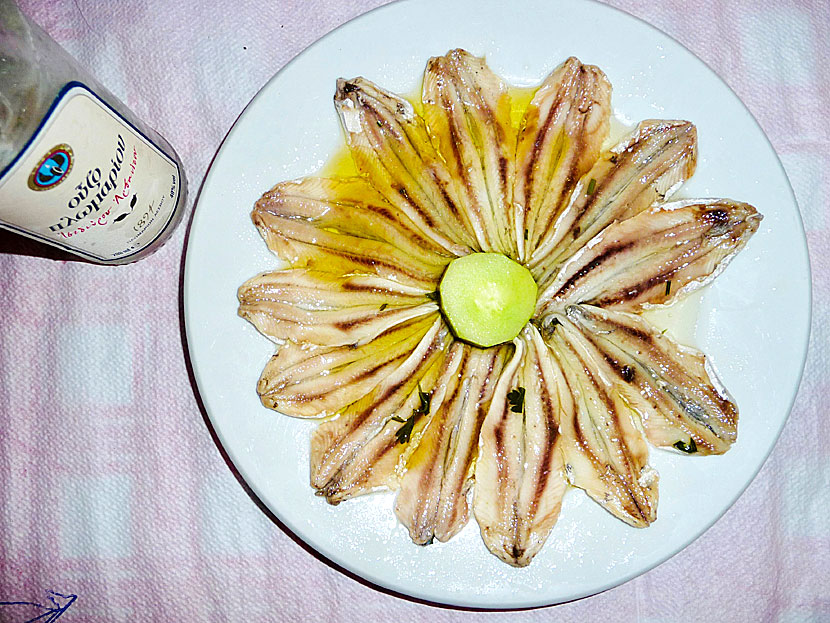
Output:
[[0, 1, 187, 263]]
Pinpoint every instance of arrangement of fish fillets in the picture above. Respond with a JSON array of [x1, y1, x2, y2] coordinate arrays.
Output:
[[237, 49, 762, 567]]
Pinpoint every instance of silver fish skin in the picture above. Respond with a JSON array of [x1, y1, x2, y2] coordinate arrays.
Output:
[[310, 317, 451, 504], [536, 198, 762, 316], [544, 314, 659, 528], [257, 315, 436, 418], [252, 177, 450, 290], [474, 325, 569, 566], [531, 119, 697, 284], [563, 304, 738, 454], [513, 57, 611, 261], [422, 49, 517, 257], [335, 77, 477, 254], [237, 269, 436, 347], [394, 342, 506, 545]]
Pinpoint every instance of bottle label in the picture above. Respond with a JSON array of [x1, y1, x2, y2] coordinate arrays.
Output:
[[0, 82, 182, 262]]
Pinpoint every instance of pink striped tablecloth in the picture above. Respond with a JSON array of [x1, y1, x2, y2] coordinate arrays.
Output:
[[1, 1, 827, 621]]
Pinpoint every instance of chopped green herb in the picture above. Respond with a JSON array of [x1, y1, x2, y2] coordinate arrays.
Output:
[[673, 438, 698, 454], [395, 415, 417, 444], [395, 387, 432, 444], [507, 387, 525, 413], [390, 415, 406, 423], [414, 388, 431, 415], [379, 303, 388, 311], [548, 317, 561, 333], [665, 280, 672, 296], [524, 228, 529, 240], [620, 365, 635, 382], [586, 178, 597, 195], [376, 119, 383, 127]]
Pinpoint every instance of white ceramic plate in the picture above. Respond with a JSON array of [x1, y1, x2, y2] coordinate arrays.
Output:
[[183, 0, 811, 609]]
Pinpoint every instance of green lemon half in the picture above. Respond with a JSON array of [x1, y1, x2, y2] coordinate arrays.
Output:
[[438, 253, 537, 348]]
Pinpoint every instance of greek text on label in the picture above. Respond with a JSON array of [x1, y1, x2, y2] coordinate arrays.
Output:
[[48, 134, 125, 232]]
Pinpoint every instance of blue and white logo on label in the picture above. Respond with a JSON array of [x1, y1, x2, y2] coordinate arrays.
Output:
[[28, 144, 73, 191]]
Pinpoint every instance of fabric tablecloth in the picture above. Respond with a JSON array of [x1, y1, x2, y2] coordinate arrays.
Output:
[[1, 1, 827, 621]]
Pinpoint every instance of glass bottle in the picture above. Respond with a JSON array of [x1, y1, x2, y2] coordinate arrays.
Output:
[[0, 1, 187, 264]]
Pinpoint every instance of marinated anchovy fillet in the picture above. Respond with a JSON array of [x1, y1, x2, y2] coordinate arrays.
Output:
[[564, 304, 738, 454], [310, 318, 452, 503], [394, 342, 506, 544], [422, 49, 517, 257], [537, 199, 762, 315], [531, 120, 697, 283], [237, 269, 436, 347], [335, 77, 477, 254], [474, 325, 569, 566], [514, 57, 611, 261], [253, 177, 450, 290], [545, 314, 658, 527], [257, 315, 436, 418]]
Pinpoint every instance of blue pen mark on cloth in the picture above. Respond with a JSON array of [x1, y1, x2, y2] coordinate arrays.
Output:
[[0, 591, 76, 623]]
